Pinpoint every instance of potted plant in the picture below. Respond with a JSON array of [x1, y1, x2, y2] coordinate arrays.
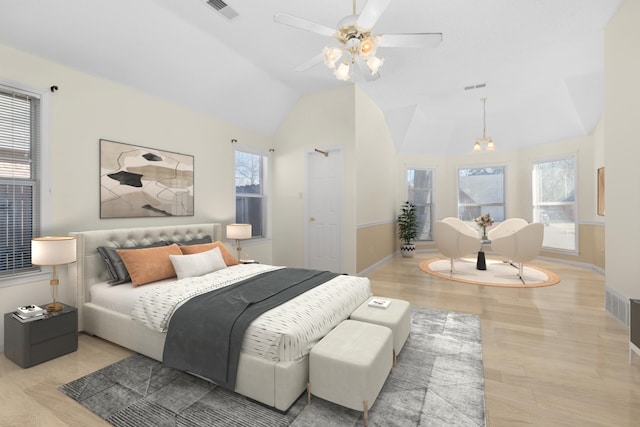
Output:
[[397, 201, 419, 257]]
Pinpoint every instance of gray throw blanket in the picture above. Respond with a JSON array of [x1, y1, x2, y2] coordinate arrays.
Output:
[[162, 268, 339, 390]]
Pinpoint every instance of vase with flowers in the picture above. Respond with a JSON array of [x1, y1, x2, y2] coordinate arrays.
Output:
[[475, 213, 494, 240]]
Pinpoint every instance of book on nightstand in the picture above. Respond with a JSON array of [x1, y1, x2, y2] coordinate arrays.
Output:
[[12, 312, 45, 323], [13, 304, 46, 322], [368, 298, 391, 309]]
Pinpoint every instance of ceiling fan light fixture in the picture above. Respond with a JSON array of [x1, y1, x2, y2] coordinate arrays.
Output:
[[334, 61, 351, 81], [473, 140, 482, 152], [323, 46, 343, 68], [358, 36, 378, 57], [366, 56, 384, 75], [275, 0, 443, 82]]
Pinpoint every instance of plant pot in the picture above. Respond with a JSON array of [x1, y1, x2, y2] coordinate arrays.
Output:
[[400, 244, 416, 258]]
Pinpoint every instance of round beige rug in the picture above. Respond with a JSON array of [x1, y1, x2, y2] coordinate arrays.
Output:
[[420, 257, 560, 288]]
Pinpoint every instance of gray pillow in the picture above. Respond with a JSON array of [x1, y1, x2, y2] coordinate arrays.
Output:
[[176, 235, 213, 246], [97, 241, 170, 285]]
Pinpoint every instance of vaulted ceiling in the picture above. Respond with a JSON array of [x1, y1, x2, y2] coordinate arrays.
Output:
[[0, 0, 622, 155]]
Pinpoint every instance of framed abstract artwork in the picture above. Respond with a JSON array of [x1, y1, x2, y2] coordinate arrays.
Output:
[[100, 139, 194, 218]]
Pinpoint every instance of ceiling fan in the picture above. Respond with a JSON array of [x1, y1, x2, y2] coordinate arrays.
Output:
[[274, 0, 442, 81]]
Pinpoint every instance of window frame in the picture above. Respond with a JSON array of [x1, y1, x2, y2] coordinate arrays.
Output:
[[406, 167, 435, 241], [0, 79, 51, 287], [531, 154, 578, 253], [233, 144, 268, 240]]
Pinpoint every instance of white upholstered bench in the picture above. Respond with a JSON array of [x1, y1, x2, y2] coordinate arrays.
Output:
[[308, 319, 393, 426], [350, 297, 411, 366]]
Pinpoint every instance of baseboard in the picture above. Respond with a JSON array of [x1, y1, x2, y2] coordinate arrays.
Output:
[[538, 255, 604, 274], [358, 254, 394, 276], [605, 286, 629, 327]]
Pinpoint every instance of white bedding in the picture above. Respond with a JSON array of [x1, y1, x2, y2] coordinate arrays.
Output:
[[90, 278, 175, 314], [91, 263, 372, 363]]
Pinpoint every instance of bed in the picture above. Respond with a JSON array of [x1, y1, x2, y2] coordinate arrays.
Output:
[[68, 223, 371, 411]]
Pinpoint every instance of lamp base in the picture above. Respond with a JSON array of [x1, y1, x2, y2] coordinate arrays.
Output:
[[45, 302, 63, 313]]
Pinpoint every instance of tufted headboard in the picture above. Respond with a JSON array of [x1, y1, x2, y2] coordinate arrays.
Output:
[[68, 223, 222, 329]]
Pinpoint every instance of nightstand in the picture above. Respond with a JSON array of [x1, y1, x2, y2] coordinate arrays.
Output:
[[4, 303, 78, 368]]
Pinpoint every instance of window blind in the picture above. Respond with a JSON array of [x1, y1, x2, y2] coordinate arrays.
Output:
[[0, 87, 40, 276]]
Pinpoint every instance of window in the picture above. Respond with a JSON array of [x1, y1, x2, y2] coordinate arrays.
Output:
[[457, 167, 505, 222], [532, 157, 576, 251], [0, 85, 41, 278], [234, 147, 267, 238], [407, 168, 434, 240]]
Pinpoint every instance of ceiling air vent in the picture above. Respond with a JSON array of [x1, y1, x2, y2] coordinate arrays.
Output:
[[464, 83, 487, 91], [205, 0, 239, 20]]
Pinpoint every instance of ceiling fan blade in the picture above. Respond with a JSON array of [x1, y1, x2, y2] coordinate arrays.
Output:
[[274, 13, 336, 37], [294, 53, 325, 72], [357, 0, 391, 30], [378, 33, 443, 48]]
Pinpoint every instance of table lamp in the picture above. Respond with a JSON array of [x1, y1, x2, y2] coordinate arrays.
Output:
[[226, 223, 252, 261], [31, 236, 77, 312]]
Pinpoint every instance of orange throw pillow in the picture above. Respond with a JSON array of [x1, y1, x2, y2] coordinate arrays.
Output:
[[179, 241, 239, 266], [117, 243, 183, 287]]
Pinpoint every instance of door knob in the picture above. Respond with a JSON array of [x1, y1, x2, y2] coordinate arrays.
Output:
[[310, 217, 316, 222]]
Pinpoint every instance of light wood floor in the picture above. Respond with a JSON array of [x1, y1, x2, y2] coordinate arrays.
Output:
[[1, 253, 639, 426]]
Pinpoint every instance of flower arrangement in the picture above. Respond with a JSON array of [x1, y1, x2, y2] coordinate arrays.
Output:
[[475, 213, 494, 228], [475, 213, 494, 239]]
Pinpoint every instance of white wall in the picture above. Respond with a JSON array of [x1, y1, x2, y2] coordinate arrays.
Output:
[[0, 43, 273, 350], [272, 85, 397, 274], [272, 85, 357, 271], [355, 86, 396, 226], [605, 0, 640, 300]]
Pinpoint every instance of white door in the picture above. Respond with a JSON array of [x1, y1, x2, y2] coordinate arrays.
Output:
[[305, 148, 343, 272]]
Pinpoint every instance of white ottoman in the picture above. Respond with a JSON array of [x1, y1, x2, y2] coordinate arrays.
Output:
[[350, 297, 411, 366], [308, 320, 393, 426]]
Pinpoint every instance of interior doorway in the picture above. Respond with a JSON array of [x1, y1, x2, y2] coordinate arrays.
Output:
[[305, 148, 343, 272]]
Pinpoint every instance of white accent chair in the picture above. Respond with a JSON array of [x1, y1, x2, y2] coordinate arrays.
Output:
[[433, 220, 482, 273], [487, 218, 528, 241], [442, 217, 480, 237], [490, 222, 544, 282]]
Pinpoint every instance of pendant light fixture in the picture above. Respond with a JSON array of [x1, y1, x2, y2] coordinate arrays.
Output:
[[473, 98, 495, 152]]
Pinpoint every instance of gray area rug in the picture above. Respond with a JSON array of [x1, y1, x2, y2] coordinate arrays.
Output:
[[60, 307, 485, 426]]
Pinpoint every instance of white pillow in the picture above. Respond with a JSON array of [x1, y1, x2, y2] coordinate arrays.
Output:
[[169, 247, 226, 280]]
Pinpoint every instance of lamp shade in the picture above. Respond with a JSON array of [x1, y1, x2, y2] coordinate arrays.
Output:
[[32, 236, 77, 266], [226, 224, 252, 240]]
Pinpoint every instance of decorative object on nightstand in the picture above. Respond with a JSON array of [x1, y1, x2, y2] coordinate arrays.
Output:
[[31, 236, 77, 312], [4, 303, 78, 368], [16, 304, 45, 318], [226, 223, 252, 260]]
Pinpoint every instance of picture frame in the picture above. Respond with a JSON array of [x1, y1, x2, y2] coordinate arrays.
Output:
[[100, 139, 194, 218], [597, 167, 605, 216]]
